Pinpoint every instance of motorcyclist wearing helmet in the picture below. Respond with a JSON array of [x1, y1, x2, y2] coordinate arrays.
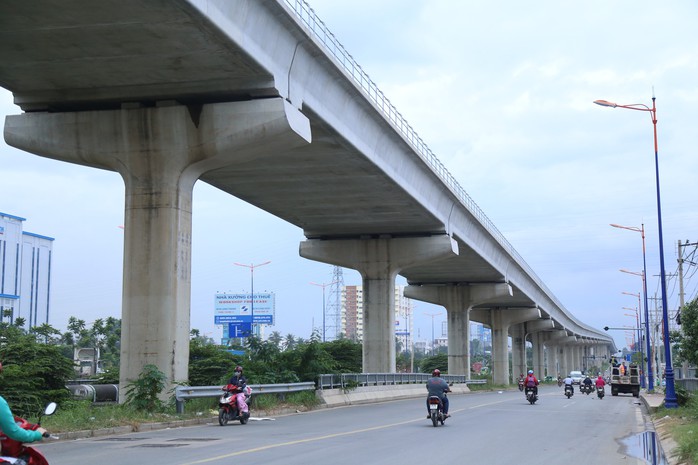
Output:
[[228, 365, 249, 416], [595, 373, 606, 388], [0, 362, 47, 443], [524, 369, 539, 396], [426, 369, 451, 419]]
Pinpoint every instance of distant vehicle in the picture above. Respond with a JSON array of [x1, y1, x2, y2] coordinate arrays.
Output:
[[610, 364, 640, 397], [569, 371, 583, 385]]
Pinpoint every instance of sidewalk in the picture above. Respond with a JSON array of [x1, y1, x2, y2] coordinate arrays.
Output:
[[640, 391, 684, 465]]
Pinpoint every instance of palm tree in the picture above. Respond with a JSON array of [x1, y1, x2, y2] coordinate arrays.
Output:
[[268, 331, 283, 349]]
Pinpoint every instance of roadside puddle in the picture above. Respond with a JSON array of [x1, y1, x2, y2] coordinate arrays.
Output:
[[620, 431, 668, 464]]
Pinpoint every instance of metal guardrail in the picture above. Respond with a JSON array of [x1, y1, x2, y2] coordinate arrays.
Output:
[[174, 382, 315, 413], [317, 373, 486, 390], [175, 382, 315, 401], [282, 1, 609, 340], [174, 375, 485, 412]]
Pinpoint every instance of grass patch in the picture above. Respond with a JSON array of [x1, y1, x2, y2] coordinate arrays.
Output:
[[40, 400, 194, 433], [39, 390, 319, 434], [673, 421, 698, 463], [654, 391, 698, 464]]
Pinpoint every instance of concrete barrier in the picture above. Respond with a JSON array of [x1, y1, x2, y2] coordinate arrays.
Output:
[[317, 383, 471, 408]]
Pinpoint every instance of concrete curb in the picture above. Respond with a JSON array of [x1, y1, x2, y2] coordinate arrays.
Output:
[[55, 415, 219, 441], [639, 392, 686, 465]]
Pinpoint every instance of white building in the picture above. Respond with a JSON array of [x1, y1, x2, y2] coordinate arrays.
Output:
[[341, 284, 414, 351], [0, 212, 54, 328]]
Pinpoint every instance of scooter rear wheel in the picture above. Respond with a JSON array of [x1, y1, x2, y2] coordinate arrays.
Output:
[[218, 408, 228, 426], [431, 411, 438, 427]]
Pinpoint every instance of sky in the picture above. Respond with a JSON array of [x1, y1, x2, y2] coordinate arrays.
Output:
[[2, 0, 698, 351]]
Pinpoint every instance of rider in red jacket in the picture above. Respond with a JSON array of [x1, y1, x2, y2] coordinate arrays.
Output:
[[524, 370, 539, 396], [595, 374, 606, 388]]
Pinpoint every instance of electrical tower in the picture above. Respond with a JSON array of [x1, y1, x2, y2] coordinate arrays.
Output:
[[326, 265, 345, 340]]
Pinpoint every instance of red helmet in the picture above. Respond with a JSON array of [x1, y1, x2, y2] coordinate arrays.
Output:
[[432, 369, 441, 377]]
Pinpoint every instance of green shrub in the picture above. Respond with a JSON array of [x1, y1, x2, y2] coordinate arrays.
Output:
[[124, 364, 167, 412]]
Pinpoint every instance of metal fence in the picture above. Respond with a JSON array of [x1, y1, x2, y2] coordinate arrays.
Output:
[[317, 373, 486, 390], [676, 378, 698, 392]]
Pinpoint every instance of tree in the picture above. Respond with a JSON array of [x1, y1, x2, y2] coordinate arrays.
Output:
[[284, 334, 297, 351], [674, 298, 698, 366], [420, 353, 448, 374], [189, 337, 235, 386], [0, 331, 74, 416], [29, 323, 61, 344], [268, 331, 283, 350]]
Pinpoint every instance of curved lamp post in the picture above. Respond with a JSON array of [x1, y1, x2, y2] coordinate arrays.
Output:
[[612, 223, 654, 391], [595, 95, 676, 407], [234, 261, 271, 338]]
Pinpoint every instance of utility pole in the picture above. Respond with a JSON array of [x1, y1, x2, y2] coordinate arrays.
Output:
[[677, 240, 698, 378]]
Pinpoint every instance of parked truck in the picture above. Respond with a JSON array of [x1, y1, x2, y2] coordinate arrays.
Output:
[[610, 363, 640, 397]]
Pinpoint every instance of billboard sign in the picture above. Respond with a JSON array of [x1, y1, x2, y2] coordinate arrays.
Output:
[[214, 292, 275, 325]]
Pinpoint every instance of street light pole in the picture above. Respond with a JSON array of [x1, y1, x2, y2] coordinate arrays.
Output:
[[234, 261, 271, 338], [310, 281, 338, 342], [612, 223, 654, 391], [424, 312, 441, 355], [595, 94, 677, 407], [622, 285, 650, 390], [622, 302, 644, 387]]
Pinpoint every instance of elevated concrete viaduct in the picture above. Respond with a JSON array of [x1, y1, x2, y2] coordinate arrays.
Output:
[[0, 0, 614, 399]]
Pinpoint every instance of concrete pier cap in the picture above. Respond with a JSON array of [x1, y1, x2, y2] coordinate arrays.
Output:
[[300, 234, 458, 373], [403, 282, 512, 376], [5, 98, 312, 401]]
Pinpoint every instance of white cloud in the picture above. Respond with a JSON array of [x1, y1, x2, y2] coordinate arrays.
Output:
[[4, 0, 698, 349]]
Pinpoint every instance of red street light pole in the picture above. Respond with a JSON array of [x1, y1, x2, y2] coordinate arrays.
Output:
[[595, 94, 676, 407]]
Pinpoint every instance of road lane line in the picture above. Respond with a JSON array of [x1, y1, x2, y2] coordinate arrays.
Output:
[[182, 396, 518, 464], [181, 417, 421, 464]]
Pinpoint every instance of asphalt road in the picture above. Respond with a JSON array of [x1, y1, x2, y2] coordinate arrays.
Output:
[[35, 385, 655, 465]]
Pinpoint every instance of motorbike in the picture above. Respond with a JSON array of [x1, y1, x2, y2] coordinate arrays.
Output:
[[518, 379, 524, 392], [564, 384, 574, 398], [596, 385, 605, 399], [525, 387, 537, 405], [218, 384, 251, 426], [580, 383, 593, 395], [427, 396, 447, 427], [0, 402, 57, 465], [557, 378, 563, 387]]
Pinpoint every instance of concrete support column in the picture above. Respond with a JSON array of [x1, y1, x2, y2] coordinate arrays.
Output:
[[5, 98, 311, 400], [510, 323, 526, 382], [300, 235, 457, 373], [526, 319, 554, 378], [404, 283, 511, 376], [544, 331, 569, 377], [561, 338, 577, 374], [574, 345, 582, 370], [546, 343, 558, 378], [488, 307, 540, 385], [531, 332, 545, 377]]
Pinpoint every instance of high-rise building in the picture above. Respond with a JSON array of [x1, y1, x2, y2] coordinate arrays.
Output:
[[341, 284, 414, 351], [0, 212, 54, 328]]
